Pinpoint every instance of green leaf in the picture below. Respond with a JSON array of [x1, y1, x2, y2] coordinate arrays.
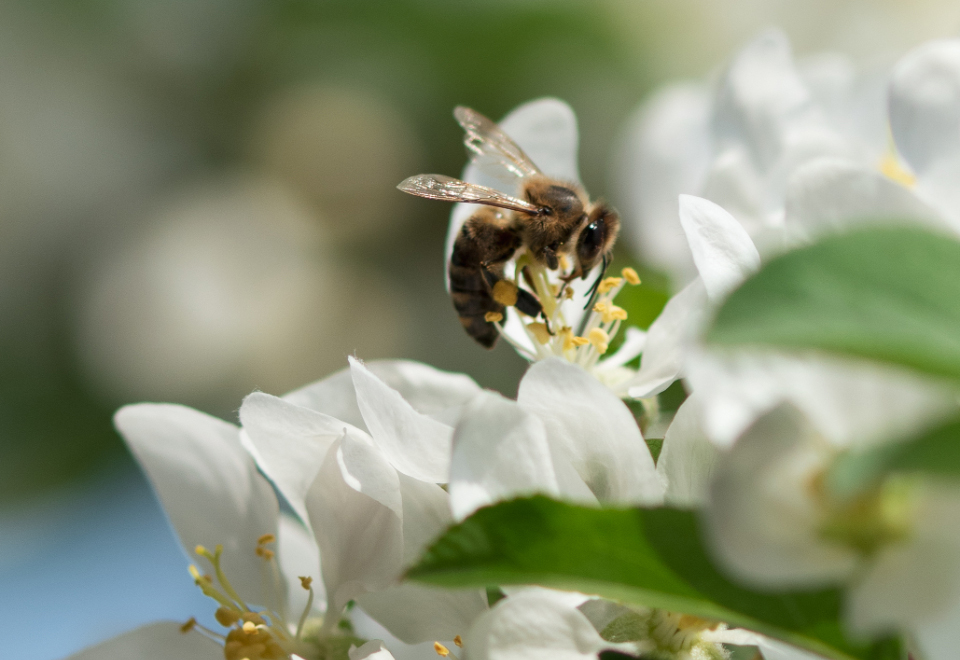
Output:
[[828, 416, 960, 497], [409, 496, 886, 660], [707, 226, 960, 382]]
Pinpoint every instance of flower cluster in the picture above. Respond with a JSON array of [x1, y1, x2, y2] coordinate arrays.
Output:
[[70, 31, 960, 660]]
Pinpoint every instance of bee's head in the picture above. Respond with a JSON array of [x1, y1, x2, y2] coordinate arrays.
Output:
[[574, 204, 620, 276]]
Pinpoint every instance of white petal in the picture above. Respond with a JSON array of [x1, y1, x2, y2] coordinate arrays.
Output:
[[349, 640, 397, 660], [497, 98, 581, 184], [65, 621, 218, 660], [598, 326, 647, 371], [283, 364, 367, 430], [357, 583, 488, 645], [285, 360, 482, 430], [114, 404, 279, 607], [847, 537, 960, 635], [306, 434, 403, 613], [465, 590, 620, 660], [446, 98, 580, 287], [362, 361, 483, 426], [713, 28, 813, 170], [277, 512, 325, 616], [914, 591, 960, 660], [704, 404, 859, 589], [656, 395, 719, 508], [784, 157, 946, 237], [889, 39, 960, 176], [350, 607, 460, 660], [613, 82, 712, 283], [350, 357, 453, 483], [700, 146, 766, 236], [397, 471, 452, 566], [240, 392, 356, 525], [686, 349, 959, 450], [449, 391, 560, 521], [705, 629, 827, 660], [626, 278, 707, 399], [678, 194, 760, 301], [889, 39, 960, 228], [518, 359, 663, 505]]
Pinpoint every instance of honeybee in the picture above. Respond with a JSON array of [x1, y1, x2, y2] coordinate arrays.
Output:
[[398, 106, 619, 348]]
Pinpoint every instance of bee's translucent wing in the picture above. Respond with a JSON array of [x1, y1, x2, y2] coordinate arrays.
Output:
[[455, 106, 542, 181], [398, 174, 542, 214]]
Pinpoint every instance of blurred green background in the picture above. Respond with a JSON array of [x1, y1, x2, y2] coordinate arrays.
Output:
[[7, 0, 960, 505]]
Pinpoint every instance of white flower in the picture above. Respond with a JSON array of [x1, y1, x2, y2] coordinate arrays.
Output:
[[461, 588, 823, 660], [703, 404, 960, 660], [636, 178, 960, 655], [69, 401, 359, 660], [239, 357, 489, 646], [447, 357, 665, 520], [615, 28, 944, 284], [889, 38, 960, 233], [445, 98, 651, 393], [624, 193, 757, 401]]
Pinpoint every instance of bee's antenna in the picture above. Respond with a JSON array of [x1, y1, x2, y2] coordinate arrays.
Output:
[[582, 254, 609, 311]]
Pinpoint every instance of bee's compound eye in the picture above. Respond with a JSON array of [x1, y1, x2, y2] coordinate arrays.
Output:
[[577, 216, 605, 267]]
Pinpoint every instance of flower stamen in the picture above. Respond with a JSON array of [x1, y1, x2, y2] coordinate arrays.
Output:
[[434, 642, 461, 659]]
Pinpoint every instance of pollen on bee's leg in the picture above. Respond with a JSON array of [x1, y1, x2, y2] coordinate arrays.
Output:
[[484, 311, 503, 323], [589, 328, 610, 354], [492, 280, 518, 307], [621, 267, 641, 285], [559, 254, 570, 271], [527, 322, 551, 345]]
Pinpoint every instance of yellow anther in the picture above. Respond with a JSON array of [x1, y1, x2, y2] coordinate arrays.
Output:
[[597, 277, 623, 294], [216, 606, 242, 627], [241, 612, 266, 625], [561, 327, 576, 351], [255, 546, 275, 560], [527, 322, 551, 345], [189, 564, 201, 580], [484, 311, 503, 323], [879, 152, 915, 187], [435, 642, 451, 657], [564, 286, 574, 299], [492, 280, 518, 307], [593, 301, 627, 324], [257, 534, 276, 546], [551, 283, 562, 296], [299, 576, 313, 590], [180, 617, 197, 634], [454, 635, 464, 648], [242, 621, 258, 633], [195, 545, 208, 556], [589, 328, 610, 354], [621, 267, 641, 285], [571, 336, 589, 347], [559, 254, 570, 270]]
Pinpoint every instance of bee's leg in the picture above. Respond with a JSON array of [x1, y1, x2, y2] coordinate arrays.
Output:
[[542, 244, 560, 270], [515, 287, 542, 318], [582, 254, 610, 311]]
